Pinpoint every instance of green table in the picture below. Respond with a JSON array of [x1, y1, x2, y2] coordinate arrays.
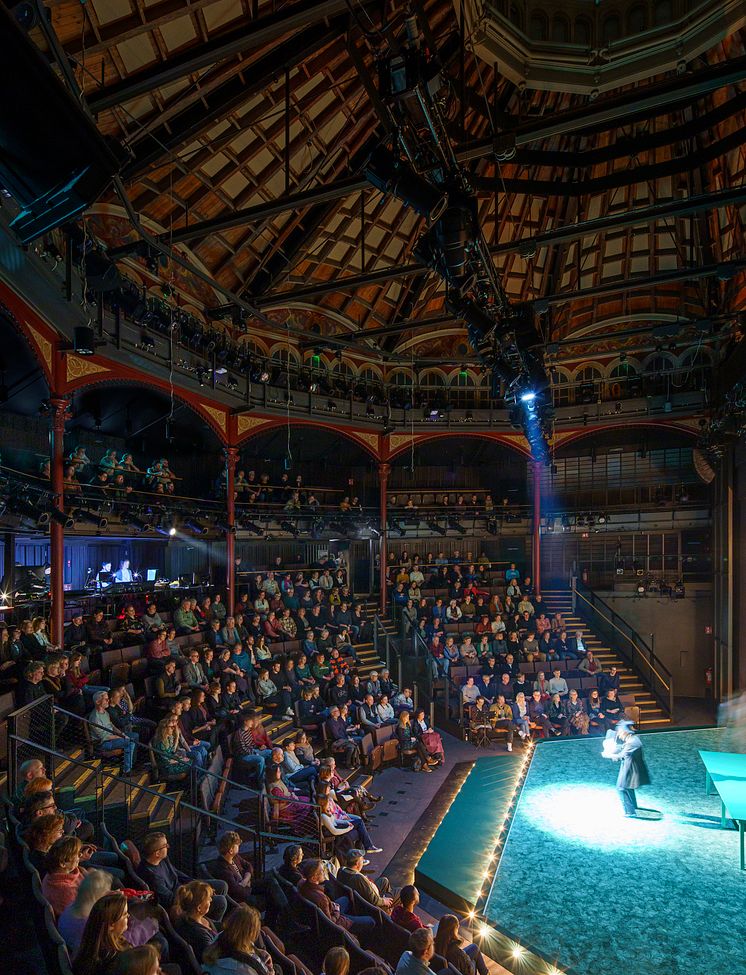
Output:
[[698, 749, 746, 795], [699, 750, 746, 870]]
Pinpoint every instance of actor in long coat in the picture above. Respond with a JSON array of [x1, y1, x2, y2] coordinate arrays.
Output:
[[613, 720, 651, 816]]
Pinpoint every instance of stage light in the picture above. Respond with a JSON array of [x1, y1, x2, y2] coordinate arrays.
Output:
[[479, 925, 490, 939], [520, 390, 536, 403], [364, 146, 448, 224], [427, 520, 446, 536], [125, 513, 150, 533], [280, 520, 299, 537], [466, 910, 476, 920], [184, 518, 207, 535], [511, 945, 525, 960], [73, 508, 108, 529], [50, 508, 75, 529], [242, 521, 263, 535]]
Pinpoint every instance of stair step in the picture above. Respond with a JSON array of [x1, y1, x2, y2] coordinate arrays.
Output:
[[150, 791, 181, 829], [129, 781, 167, 822]]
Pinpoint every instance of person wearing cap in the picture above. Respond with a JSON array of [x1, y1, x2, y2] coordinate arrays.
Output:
[[338, 849, 394, 910], [608, 719, 651, 817], [64, 612, 87, 652]]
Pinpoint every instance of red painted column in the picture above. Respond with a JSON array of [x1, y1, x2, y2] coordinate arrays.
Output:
[[50, 397, 68, 645], [532, 461, 541, 593], [378, 462, 390, 614], [225, 447, 238, 615]]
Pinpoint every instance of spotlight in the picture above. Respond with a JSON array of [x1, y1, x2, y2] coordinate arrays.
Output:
[[259, 368, 271, 383], [511, 945, 525, 960], [184, 519, 207, 535], [49, 508, 75, 529], [364, 146, 448, 224], [448, 515, 466, 535], [126, 513, 151, 533], [154, 521, 176, 536], [479, 925, 489, 939], [280, 520, 299, 537], [73, 508, 108, 529], [427, 520, 446, 536], [242, 521, 263, 535]]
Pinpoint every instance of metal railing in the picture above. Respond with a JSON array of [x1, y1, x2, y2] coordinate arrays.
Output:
[[573, 579, 674, 718], [7, 697, 322, 871]]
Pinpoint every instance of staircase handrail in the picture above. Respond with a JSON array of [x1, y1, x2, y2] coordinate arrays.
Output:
[[573, 580, 674, 718]]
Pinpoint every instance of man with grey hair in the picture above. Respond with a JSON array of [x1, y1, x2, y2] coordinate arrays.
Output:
[[396, 927, 436, 975], [338, 848, 394, 910], [88, 691, 136, 772]]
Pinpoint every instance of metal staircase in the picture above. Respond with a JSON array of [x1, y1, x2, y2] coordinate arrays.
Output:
[[540, 589, 672, 727]]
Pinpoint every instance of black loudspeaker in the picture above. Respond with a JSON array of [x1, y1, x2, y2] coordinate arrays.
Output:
[[73, 326, 96, 355], [0, 5, 126, 242]]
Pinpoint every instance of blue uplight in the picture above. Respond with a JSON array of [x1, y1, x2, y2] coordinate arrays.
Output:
[[520, 390, 536, 403]]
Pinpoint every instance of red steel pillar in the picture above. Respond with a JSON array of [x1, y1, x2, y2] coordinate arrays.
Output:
[[532, 461, 542, 593], [378, 462, 391, 614], [226, 447, 239, 615], [50, 397, 69, 645]]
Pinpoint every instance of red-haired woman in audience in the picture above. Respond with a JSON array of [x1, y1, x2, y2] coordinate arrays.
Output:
[[42, 835, 94, 916]]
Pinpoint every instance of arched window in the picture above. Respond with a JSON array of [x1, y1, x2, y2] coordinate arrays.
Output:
[[574, 16, 592, 46], [552, 370, 571, 407], [551, 14, 570, 43], [678, 348, 711, 392], [575, 365, 603, 404], [333, 359, 355, 379], [271, 346, 300, 367], [654, 0, 673, 25], [644, 353, 675, 396], [609, 361, 641, 398], [420, 371, 446, 389], [529, 11, 548, 41], [478, 370, 493, 407], [449, 371, 477, 409], [602, 14, 621, 44], [389, 370, 414, 388], [509, 3, 523, 30], [627, 4, 647, 33]]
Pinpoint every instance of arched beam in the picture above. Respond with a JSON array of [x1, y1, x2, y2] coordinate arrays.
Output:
[[236, 416, 381, 460], [384, 430, 531, 462]]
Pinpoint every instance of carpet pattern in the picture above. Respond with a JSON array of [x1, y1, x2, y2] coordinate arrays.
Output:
[[484, 727, 745, 975]]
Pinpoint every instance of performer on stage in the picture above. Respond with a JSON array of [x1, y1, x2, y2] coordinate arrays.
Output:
[[603, 719, 651, 817]]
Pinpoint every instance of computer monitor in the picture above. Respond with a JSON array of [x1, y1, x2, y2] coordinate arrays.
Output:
[[146, 568, 157, 583]]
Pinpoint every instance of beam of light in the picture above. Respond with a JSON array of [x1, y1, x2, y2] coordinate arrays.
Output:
[[518, 784, 671, 851], [520, 390, 536, 403]]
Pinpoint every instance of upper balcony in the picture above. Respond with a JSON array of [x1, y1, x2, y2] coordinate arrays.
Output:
[[466, 0, 746, 95]]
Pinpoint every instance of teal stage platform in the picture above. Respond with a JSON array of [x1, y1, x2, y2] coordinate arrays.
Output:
[[415, 754, 521, 910], [484, 727, 744, 975]]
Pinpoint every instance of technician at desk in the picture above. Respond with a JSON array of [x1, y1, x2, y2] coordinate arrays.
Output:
[[114, 559, 134, 583]]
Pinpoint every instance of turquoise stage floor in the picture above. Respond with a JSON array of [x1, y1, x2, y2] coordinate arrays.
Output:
[[484, 727, 744, 975]]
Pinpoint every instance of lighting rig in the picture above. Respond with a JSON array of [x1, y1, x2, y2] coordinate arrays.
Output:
[[363, 10, 552, 462]]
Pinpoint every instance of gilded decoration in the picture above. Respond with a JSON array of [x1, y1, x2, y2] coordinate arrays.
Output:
[[66, 355, 110, 383]]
